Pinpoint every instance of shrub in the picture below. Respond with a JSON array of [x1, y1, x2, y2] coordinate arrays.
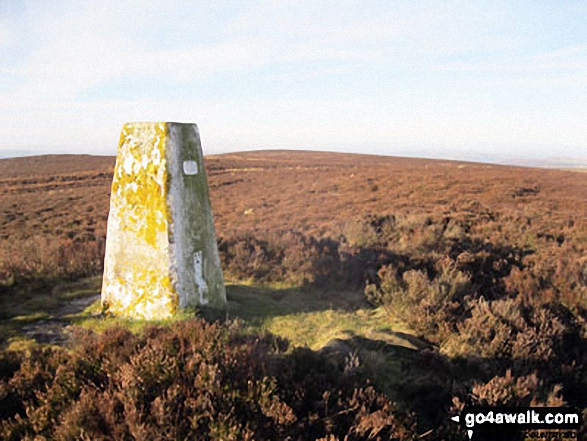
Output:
[[366, 258, 471, 342], [218, 231, 342, 287], [0, 235, 104, 292], [442, 297, 568, 365], [463, 370, 564, 407], [339, 214, 397, 249], [0, 320, 418, 440]]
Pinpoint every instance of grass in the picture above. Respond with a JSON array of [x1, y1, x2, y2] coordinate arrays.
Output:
[[261, 308, 412, 350], [3, 151, 585, 435], [216, 282, 441, 422], [223, 285, 436, 412], [2, 276, 434, 419], [223, 281, 419, 351], [1, 277, 443, 432], [1, 274, 423, 367], [0, 276, 102, 313], [1, 280, 210, 350], [0, 277, 100, 348]]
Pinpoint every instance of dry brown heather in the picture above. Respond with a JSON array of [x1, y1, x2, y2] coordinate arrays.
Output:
[[1, 150, 586, 241], [0, 155, 114, 242], [1, 151, 587, 439]]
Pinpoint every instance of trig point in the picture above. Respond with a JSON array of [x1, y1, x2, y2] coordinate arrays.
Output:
[[101, 122, 226, 319]]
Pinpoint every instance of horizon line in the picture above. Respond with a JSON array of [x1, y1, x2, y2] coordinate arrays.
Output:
[[1, 148, 586, 170]]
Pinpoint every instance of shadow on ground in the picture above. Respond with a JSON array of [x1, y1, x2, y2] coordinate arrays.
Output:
[[225, 283, 368, 321], [0, 277, 101, 348], [2, 277, 428, 357]]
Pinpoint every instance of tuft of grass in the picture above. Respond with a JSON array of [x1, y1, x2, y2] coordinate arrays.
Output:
[[224, 283, 421, 355], [72, 302, 201, 335], [0, 277, 102, 347], [264, 307, 412, 350]]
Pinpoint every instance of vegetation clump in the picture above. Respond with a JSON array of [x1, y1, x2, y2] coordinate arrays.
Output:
[[1, 152, 587, 437], [0, 320, 417, 440]]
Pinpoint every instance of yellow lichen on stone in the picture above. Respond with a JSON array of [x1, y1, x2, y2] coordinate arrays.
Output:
[[106, 272, 175, 320], [102, 123, 177, 319], [102, 122, 226, 319], [113, 123, 168, 248]]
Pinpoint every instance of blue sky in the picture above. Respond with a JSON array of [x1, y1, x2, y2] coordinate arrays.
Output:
[[1, 1, 586, 162]]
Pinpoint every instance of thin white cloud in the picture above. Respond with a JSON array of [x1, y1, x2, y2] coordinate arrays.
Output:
[[536, 45, 587, 60], [1, 3, 275, 103], [1, 0, 586, 159], [0, 0, 540, 102]]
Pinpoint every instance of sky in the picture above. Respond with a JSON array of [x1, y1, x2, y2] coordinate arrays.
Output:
[[1, 0, 586, 163]]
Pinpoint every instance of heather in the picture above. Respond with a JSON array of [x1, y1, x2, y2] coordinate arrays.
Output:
[[0, 321, 416, 440], [1, 151, 586, 439]]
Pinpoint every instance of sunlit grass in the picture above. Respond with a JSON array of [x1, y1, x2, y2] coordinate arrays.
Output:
[[223, 282, 419, 352], [263, 307, 411, 350], [2, 275, 421, 365], [69, 299, 201, 335]]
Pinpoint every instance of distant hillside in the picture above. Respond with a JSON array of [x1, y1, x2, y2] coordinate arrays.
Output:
[[501, 156, 587, 169], [1, 149, 586, 243], [0, 154, 115, 179], [1, 149, 587, 437]]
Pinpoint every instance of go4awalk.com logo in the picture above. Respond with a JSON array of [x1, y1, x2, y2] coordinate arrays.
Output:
[[450, 407, 581, 439]]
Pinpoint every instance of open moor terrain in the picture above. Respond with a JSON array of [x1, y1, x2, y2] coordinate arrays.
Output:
[[0, 151, 586, 440]]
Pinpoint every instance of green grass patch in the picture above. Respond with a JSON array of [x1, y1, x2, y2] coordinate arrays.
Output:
[[2, 278, 424, 375], [263, 307, 412, 350], [0, 275, 439, 427], [0, 277, 103, 347], [225, 283, 421, 352], [71, 301, 201, 334]]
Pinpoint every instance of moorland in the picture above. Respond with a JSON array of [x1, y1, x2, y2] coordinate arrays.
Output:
[[0, 151, 586, 440]]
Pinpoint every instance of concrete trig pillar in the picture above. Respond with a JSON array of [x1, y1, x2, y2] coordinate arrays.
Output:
[[101, 122, 226, 319]]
